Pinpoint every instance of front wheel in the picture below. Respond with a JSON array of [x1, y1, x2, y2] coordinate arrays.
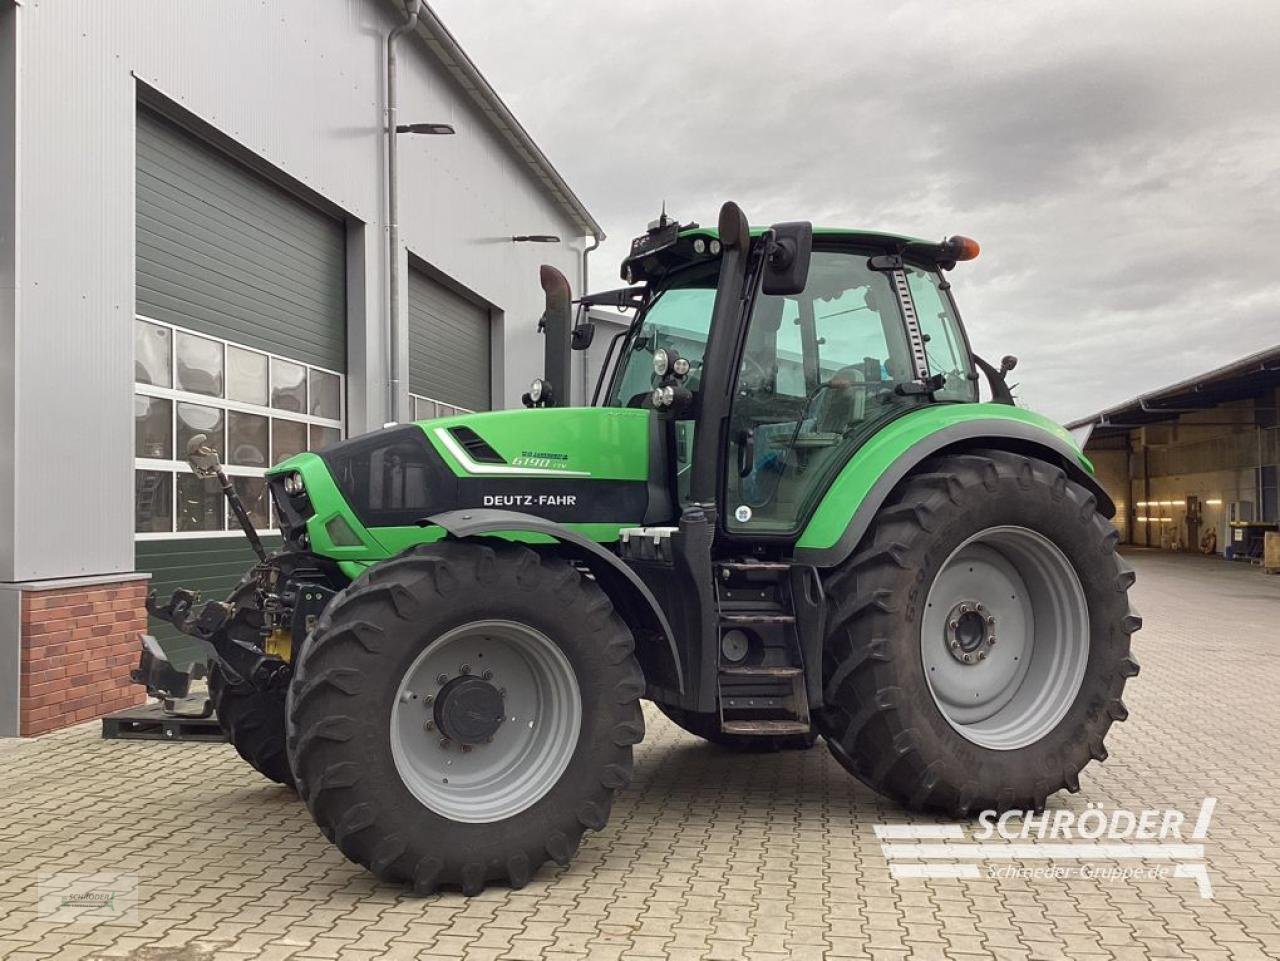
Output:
[[816, 449, 1141, 814], [285, 542, 645, 894]]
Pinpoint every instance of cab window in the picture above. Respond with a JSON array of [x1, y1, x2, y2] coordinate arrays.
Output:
[[725, 250, 919, 534]]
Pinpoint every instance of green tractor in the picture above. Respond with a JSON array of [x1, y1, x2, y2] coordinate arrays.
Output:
[[145, 201, 1139, 894]]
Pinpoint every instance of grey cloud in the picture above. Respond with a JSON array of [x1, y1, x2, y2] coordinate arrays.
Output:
[[431, 0, 1280, 420]]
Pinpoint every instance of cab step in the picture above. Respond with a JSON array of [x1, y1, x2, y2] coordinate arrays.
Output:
[[720, 665, 802, 678], [720, 613, 796, 625], [716, 560, 792, 573], [720, 720, 811, 736]]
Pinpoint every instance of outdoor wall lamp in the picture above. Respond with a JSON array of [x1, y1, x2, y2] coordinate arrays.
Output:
[[396, 122, 456, 135]]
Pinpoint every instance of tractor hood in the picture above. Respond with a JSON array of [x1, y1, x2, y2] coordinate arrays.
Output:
[[267, 407, 667, 566]]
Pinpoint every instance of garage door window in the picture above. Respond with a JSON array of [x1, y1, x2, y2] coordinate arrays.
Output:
[[409, 393, 473, 421], [134, 316, 344, 537]]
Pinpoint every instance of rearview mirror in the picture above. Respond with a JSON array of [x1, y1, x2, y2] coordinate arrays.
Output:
[[571, 322, 595, 350], [762, 221, 813, 296]]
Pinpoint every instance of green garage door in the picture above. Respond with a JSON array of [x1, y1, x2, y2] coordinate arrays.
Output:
[[134, 108, 346, 666], [408, 267, 492, 413]]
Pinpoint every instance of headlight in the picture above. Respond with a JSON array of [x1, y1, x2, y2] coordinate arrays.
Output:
[[709, 239, 722, 255], [692, 238, 706, 254], [650, 385, 676, 408], [528, 378, 545, 403], [652, 348, 670, 377], [282, 472, 305, 496]]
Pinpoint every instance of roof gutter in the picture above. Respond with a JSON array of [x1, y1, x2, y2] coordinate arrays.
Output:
[[412, 3, 605, 241]]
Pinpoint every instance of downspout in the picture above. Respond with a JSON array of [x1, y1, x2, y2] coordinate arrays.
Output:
[[579, 233, 601, 405], [386, 0, 422, 424]]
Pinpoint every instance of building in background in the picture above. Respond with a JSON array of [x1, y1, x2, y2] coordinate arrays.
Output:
[[1068, 346, 1280, 556], [0, 1, 602, 735]]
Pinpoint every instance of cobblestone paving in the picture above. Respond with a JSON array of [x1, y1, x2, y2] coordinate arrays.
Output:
[[1, 549, 1278, 960]]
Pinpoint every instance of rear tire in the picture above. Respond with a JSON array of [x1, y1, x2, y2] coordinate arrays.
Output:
[[655, 703, 816, 752], [816, 449, 1140, 814], [286, 541, 645, 894]]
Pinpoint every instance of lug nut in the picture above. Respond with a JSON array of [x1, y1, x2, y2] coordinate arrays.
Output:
[[424, 694, 434, 705], [959, 604, 970, 613], [962, 654, 971, 663], [976, 603, 984, 612], [498, 688, 506, 698], [460, 664, 472, 675], [423, 720, 434, 731], [436, 673, 449, 686], [949, 620, 958, 629], [950, 640, 960, 650], [482, 670, 493, 681], [978, 651, 987, 660], [439, 738, 451, 750], [987, 616, 996, 626], [461, 744, 472, 753]]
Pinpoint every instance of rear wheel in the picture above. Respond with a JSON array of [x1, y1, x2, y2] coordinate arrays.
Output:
[[286, 541, 645, 894], [655, 702, 816, 752], [816, 449, 1140, 814]]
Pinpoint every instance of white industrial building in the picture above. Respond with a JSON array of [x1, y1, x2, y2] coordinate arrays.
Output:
[[0, 0, 602, 735]]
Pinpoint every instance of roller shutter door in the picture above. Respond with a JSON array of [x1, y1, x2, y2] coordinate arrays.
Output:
[[408, 268, 492, 412], [134, 109, 346, 665], [136, 109, 346, 369]]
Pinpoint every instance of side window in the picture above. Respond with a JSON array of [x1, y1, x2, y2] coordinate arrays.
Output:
[[906, 266, 977, 403], [725, 251, 916, 534]]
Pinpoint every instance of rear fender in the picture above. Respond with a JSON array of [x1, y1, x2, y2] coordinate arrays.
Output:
[[794, 412, 1115, 569], [425, 508, 684, 694]]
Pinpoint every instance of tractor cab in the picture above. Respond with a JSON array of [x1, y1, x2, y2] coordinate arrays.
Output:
[[598, 205, 982, 537]]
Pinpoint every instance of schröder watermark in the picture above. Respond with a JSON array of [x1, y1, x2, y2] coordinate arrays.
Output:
[[37, 872, 139, 926], [876, 797, 1216, 898]]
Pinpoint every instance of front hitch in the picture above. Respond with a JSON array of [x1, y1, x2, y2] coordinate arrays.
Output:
[[145, 587, 290, 691]]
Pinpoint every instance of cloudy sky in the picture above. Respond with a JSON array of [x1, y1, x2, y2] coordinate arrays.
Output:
[[433, 0, 1280, 421]]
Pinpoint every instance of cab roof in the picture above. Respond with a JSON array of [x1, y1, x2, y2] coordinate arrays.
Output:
[[622, 222, 962, 285]]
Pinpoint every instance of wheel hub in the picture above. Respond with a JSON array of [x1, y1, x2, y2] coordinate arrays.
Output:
[[434, 675, 505, 745], [944, 600, 996, 664]]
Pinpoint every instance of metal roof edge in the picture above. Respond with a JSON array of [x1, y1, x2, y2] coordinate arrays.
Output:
[[1065, 342, 1280, 429], [410, 3, 604, 241]]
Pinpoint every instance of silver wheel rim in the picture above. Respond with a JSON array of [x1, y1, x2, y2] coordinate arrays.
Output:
[[921, 526, 1089, 751], [390, 619, 581, 823]]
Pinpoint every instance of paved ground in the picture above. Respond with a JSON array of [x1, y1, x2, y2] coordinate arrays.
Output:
[[1, 549, 1278, 961]]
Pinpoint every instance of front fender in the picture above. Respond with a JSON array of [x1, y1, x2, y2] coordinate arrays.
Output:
[[426, 508, 684, 694], [794, 404, 1114, 568]]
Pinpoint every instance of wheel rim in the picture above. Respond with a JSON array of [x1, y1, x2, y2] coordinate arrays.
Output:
[[390, 619, 581, 823], [921, 526, 1089, 751]]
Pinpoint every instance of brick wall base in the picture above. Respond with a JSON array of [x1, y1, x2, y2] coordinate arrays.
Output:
[[20, 578, 149, 735]]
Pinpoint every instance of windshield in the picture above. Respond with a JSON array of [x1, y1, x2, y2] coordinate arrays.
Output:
[[605, 262, 717, 408]]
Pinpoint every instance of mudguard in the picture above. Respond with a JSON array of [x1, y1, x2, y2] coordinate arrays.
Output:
[[426, 508, 684, 693], [794, 407, 1115, 569]]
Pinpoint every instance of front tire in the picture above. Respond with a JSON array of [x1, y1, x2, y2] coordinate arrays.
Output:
[[209, 664, 293, 787], [207, 566, 294, 787], [816, 449, 1141, 814], [286, 542, 645, 894]]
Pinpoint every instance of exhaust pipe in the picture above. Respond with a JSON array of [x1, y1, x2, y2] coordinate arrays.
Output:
[[534, 264, 573, 407]]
